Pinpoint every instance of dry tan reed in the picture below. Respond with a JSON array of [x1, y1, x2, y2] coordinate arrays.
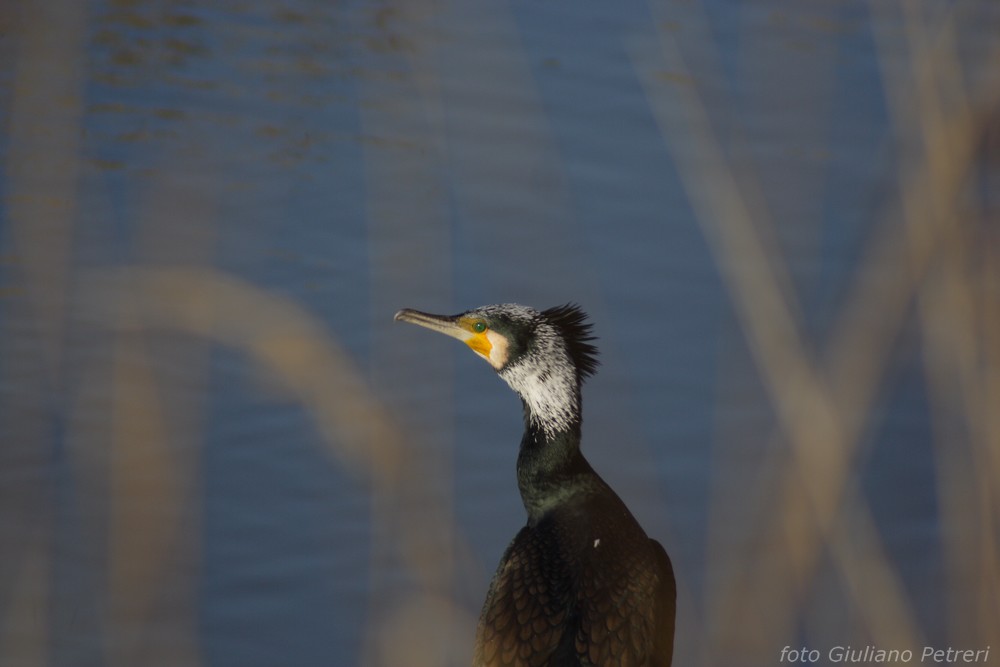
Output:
[[1, 2, 998, 666]]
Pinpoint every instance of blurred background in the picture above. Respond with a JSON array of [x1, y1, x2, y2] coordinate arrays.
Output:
[[1, 1, 998, 666]]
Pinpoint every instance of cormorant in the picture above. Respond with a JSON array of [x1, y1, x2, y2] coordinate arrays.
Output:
[[394, 303, 675, 667]]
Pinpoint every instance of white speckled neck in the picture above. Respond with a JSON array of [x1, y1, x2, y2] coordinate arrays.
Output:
[[498, 322, 579, 439]]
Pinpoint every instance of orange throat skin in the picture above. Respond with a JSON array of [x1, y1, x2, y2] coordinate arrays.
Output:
[[465, 332, 492, 358], [458, 324, 508, 370]]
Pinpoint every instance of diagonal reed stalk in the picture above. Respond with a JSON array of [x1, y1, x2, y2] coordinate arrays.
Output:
[[3, 2, 998, 666], [638, 1, 1000, 662]]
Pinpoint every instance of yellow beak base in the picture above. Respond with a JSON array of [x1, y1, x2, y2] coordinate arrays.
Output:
[[394, 308, 491, 359]]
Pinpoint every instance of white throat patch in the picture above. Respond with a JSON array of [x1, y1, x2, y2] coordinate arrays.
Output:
[[485, 330, 509, 370]]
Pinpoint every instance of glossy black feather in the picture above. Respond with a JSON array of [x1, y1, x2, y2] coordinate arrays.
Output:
[[473, 460, 675, 667]]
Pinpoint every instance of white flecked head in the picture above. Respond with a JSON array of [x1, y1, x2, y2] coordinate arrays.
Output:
[[466, 303, 598, 439], [395, 303, 599, 439]]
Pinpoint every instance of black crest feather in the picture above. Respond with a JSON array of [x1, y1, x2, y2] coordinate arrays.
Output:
[[542, 303, 600, 380]]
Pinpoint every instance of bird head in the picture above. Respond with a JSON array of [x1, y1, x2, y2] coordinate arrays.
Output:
[[394, 303, 599, 381], [395, 303, 600, 438]]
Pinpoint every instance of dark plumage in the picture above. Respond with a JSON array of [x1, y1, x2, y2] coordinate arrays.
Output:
[[394, 303, 675, 667], [540, 303, 601, 380]]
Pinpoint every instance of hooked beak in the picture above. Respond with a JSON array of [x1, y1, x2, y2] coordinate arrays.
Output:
[[395, 308, 500, 366], [394, 308, 471, 343]]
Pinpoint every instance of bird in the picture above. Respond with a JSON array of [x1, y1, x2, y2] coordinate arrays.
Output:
[[394, 303, 676, 667]]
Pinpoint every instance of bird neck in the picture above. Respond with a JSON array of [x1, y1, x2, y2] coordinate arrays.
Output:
[[499, 353, 594, 520], [515, 402, 594, 522], [498, 353, 581, 440]]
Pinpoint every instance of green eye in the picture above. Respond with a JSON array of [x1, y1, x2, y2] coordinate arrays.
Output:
[[473, 320, 487, 333]]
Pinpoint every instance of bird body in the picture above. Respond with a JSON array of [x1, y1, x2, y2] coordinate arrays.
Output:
[[395, 304, 675, 667]]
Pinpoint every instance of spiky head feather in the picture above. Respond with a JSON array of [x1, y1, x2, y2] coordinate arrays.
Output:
[[541, 303, 600, 381]]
